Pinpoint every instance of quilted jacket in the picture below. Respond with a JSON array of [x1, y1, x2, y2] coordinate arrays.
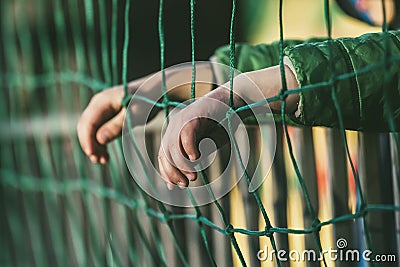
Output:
[[214, 31, 400, 132]]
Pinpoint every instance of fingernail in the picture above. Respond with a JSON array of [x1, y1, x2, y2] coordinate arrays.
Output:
[[177, 182, 187, 189], [188, 154, 195, 161], [186, 173, 196, 181], [90, 155, 98, 163], [167, 183, 174, 191], [100, 157, 108, 165]]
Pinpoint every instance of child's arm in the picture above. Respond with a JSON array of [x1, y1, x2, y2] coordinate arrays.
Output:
[[76, 38, 308, 165], [158, 64, 299, 188], [219, 32, 400, 132]]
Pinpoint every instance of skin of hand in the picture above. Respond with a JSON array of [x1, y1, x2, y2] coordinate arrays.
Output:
[[76, 60, 299, 191], [158, 64, 299, 189], [76, 63, 214, 164], [77, 82, 133, 165]]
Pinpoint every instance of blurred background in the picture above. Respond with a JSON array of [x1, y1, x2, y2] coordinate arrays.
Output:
[[1, 0, 398, 267]]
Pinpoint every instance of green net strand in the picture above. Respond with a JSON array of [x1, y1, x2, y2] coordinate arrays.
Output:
[[201, 170, 248, 266], [158, 0, 170, 123], [278, 0, 326, 265], [122, 0, 188, 266], [7, 7, 50, 266], [376, 0, 400, 261], [99, 0, 112, 86], [111, 0, 119, 85], [381, 0, 400, 164], [226, 111, 282, 267], [68, 0, 92, 112], [125, 112, 186, 265], [382, 0, 389, 32], [157, 2, 231, 261], [228, 0, 237, 109], [122, 0, 131, 98], [323, 0, 373, 262], [2, 0, 400, 266], [4, 72, 108, 92], [327, 12, 374, 259], [190, 0, 196, 101], [184, 188, 218, 267]]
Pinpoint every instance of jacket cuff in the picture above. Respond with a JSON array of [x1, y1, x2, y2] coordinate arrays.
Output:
[[283, 56, 302, 119], [283, 40, 355, 129]]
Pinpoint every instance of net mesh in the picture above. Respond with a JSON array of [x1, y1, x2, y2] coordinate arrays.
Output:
[[1, 0, 399, 266]]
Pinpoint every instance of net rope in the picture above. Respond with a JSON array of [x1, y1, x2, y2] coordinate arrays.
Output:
[[1, 0, 400, 266]]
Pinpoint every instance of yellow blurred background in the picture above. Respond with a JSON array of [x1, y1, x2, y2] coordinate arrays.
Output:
[[230, 1, 382, 266]]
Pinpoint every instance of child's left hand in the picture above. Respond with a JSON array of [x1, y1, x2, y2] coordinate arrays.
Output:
[[158, 87, 245, 189], [158, 65, 299, 189]]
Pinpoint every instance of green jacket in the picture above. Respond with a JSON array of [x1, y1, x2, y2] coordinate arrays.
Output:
[[214, 31, 400, 132]]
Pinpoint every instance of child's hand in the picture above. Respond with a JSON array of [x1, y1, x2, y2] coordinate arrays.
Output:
[[157, 64, 299, 188], [158, 88, 242, 189], [77, 63, 215, 165], [77, 86, 126, 164], [77, 75, 155, 164]]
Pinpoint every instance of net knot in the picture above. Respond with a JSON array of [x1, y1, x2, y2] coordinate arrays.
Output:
[[264, 226, 273, 238], [162, 210, 171, 223], [358, 202, 367, 215], [311, 218, 321, 232], [195, 212, 201, 220], [225, 107, 236, 120], [121, 94, 133, 108], [225, 224, 234, 235], [278, 89, 287, 101]]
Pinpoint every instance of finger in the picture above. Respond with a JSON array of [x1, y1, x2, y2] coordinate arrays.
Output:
[[158, 150, 189, 188], [180, 120, 200, 162], [77, 91, 122, 156], [77, 115, 109, 161], [99, 153, 110, 165], [88, 145, 109, 164], [77, 117, 96, 156], [158, 160, 174, 190], [158, 153, 169, 184], [89, 154, 99, 163], [96, 109, 125, 145], [169, 143, 197, 181]]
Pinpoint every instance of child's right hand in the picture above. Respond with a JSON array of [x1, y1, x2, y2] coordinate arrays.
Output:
[[77, 73, 164, 164], [77, 63, 215, 165], [77, 85, 126, 164]]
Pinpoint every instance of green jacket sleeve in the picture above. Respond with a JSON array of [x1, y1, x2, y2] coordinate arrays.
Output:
[[212, 38, 325, 126], [213, 32, 400, 132], [284, 30, 400, 132], [214, 39, 323, 72]]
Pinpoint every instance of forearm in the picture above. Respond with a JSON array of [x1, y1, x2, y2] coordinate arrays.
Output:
[[235, 65, 299, 113], [126, 62, 215, 103], [165, 62, 215, 101], [201, 64, 299, 116]]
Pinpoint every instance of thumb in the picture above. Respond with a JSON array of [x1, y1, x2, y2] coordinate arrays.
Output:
[[96, 109, 125, 145]]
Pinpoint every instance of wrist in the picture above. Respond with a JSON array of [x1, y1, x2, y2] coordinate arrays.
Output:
[[202, 82, 252, 121], [280, 64, 299, 114], [239, 65, 299, 114]]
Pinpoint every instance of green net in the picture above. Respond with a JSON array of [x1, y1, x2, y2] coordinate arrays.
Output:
[[1, 0, 400, 266]]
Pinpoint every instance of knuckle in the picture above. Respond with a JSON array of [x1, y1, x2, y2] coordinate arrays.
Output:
[[76, 119, 82, 132], [76, 118, 88, 138], [181, 135, 191, 147], [181, 130, 194, 146], [164, 168, 181, 183], [91, 92, 102, 103], [188, 118, 200, 128]]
